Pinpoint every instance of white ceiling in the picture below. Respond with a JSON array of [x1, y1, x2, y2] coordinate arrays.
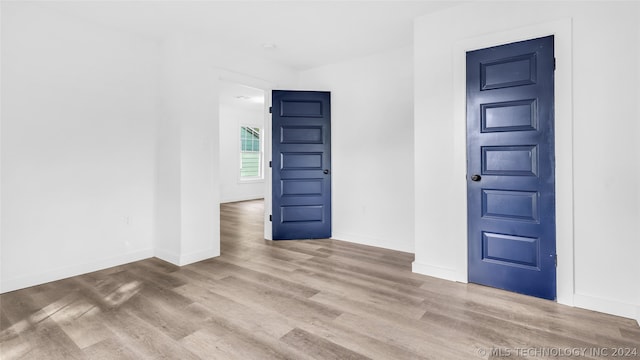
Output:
[[34, 0, 461, 70]]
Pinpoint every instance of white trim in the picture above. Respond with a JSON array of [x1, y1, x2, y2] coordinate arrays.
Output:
[[178, 248, 218, 266], [237, 179, 265, 184], [332, 232, 412, 254], [0, 248, 154, 294], [0, 245, 219, 293], [264, 90, 274, 240], [155, 247, 217, 266], [220, 195, 264, 204], [214, 70, 277, 242], [573, 293, 639, 320], [636, 306, 640, 327], [154, 248, 181, 266], [449, 19, 575, 306], [412, 262, 460, 283]]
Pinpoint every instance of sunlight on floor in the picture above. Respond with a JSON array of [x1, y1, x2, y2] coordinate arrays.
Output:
[[0, 280, 142, 358], [103, 280, 142, 307]]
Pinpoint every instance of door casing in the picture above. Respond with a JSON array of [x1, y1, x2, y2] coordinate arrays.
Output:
[[451, 19, 574, 306]]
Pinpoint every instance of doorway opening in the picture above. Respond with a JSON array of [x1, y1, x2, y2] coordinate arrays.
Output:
[[447, 18, 574, 306], [218, 80, 267, 250], [218, 80, 266, 204]]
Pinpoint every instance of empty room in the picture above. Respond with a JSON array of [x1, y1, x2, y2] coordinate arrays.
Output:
[[1, 1, 639, 359]]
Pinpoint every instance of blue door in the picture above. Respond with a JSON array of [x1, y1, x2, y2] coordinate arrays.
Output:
[[467, 36, 556, 299], [272, 91, 331, 240]]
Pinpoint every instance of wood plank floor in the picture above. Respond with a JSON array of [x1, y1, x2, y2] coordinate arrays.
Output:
[[1, 199, 638, 359]]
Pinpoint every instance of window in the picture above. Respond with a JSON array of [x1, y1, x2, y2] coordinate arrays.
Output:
[[240, 126, 262, 180]]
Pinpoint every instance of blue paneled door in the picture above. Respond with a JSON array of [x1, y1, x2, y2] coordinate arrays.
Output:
[[272, 91, 331, 240], [467, 36, 556, 300]]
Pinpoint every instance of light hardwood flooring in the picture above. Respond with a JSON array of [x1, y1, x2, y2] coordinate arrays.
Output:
[[1, 199, 638, 359]]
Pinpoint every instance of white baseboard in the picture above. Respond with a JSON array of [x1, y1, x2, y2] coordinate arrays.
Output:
[[573, 293, 639, 321], [0, 248, 154, 294], [154, 248, 181, 266], [178, 248, 219, 266], [220, 195, 264, 204], [410, 265, 639, 323], [154, 248, 219, 266], [412, 261, 464, 283], [331, 232, 413, 253]]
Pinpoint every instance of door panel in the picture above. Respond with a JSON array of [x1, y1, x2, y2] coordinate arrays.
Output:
[[467, 36, 556, 300], [272, 91, 331, 240]]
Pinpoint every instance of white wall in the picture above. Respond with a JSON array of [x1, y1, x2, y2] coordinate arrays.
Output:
[[414, 2, 640, 320], [219, 104, 265, 203], [299, 47, 415, 253], [1, 4, 160, 292], [0, 4, 298, 291], [155, 33, 297, 266], [637, 5, 640, 326], [155, 34, 221, 266]]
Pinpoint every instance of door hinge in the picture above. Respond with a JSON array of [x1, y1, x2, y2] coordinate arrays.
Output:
[[553, 58, 556, 70], [269, 161, 272, 168], [269, 106, 272, 114], [269, 215, 272, 222], [554, 254, 558, 267]]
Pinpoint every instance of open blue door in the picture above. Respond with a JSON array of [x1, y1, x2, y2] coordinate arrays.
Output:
[[272, 91, 331, 240], [467, 36, 556, 299]]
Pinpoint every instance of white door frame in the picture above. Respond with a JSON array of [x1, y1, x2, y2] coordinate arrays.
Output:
[[216, 68, 278, 241], [452, 18, 574, 306]]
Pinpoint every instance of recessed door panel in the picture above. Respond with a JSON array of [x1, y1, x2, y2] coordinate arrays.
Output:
[[467, 36, 556, 300], [281, 205, 324, 223], [482, 99, 537, 132], [481, 53, 537, 90], [482, 232, 539, 269], [482, 145, 538, 176], [281, 126, 323, 144], [280, 100, 323, 117], [482, 190, 539, 222], [281, 153, 323, 170], [282, 179, 323, 197]]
